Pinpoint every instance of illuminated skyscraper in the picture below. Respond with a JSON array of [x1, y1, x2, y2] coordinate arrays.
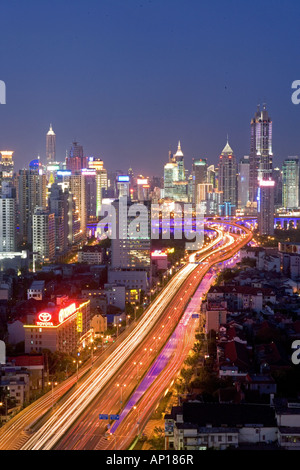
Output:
[[0, 181, 16, 252], [46, 124, 56, 163], [18, 159, 47, 244], [282, 157, 299, 210], [257, 180, 275, 235], [88, 157, 108, 215], [163, 142, 188, 202], [192, 158, 207, 204], [0, 151, 14, 181], [218, 139, 237, 210], [66, 141, 88, 173], [238, 156, 250, 210], [249, 104, 273, 203]]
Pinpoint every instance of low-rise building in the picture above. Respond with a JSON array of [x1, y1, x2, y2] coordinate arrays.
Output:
[[27, 280, 46, 300], [165, 402, 278, 450], [0, 364, 30, 407]]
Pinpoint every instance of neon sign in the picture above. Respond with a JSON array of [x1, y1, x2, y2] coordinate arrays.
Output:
[[58, 303, 76, 323], [38, 312, 52, 322], [36, 311, 54, 326]]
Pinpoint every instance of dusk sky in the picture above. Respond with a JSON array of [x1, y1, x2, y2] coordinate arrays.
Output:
[[1, 0, 300, 175]]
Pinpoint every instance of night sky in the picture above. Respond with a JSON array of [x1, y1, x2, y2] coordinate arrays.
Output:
[[1, 0, 300, 175]]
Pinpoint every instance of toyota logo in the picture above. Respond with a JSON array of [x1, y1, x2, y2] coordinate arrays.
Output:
[[38, 312, 52, 322]]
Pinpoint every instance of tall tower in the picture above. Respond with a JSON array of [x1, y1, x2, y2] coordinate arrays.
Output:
[[88, 157, 108, 216], [0, 181, 16, 252], [192, 158, 207, 204], [238, 156, 250, 210], [18, 159, 47, 244], [282, 157, 299, 210], [46, 124, 56, 163], [249, 104, 273, 203], [218, 139, 237, 209]]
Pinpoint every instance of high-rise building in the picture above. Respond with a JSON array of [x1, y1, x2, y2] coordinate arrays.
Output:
[[88, 157, 108, 215], [273, 167, 282, 209], [0, 151, 14, 180], [282, 157, 299, 210], [238, 156, 250, 210], [65, 141, 88, 173], [81, 169, 97, 221], [163, 142, 188, 202], [110, 198, 151, 270], [107, 197, 150, 292], [249, 104, 273, 204], [163, 162, 178, 200], [192, 158, 207, 204], [32, 208, 55, 265], [46, 125, 56, 163], [67, 173, 86, 242], [117, 175, 130, 199], [48, 183, 73, 254], [18, 159, 47, 244], [0, 181, 16, 252], [218, 139, 237, 210], [207, 165, 216, 188], [257, 180, 275, 235]]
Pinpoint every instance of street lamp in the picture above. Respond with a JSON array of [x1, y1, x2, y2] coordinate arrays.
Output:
[[73, 359, 82, 382], [116, 383, 126, 406], [48, 381, 58, 407], [133, 361, 142, 381]]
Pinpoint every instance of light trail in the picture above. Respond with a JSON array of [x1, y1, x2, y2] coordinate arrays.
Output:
[[20, 229, 226, 450]]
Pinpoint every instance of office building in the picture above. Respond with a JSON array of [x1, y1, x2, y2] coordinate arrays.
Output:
[[282, 157, 299, 210], [65, 141, 88, 173], [0, 151, 14, 180], [238, 156, 250, 210], [46, 124, 56, 163], [192, 158, 207, 204], [32, 208, 55, 264], [87, 158, 108, 216], [257, 180, 275, 235], [273, 167, 282, 209], [249, 104, 273, 204], [24, 297, 91, 354], [0, 181, 16, 252], [218, 139, 237, 210], [18, 160, 47, 244]]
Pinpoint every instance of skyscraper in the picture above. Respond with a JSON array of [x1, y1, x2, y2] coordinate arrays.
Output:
[[249, 104, 273, 204], [46, 124, 56, 163], [0, 181, 16, 252], [163, 142, 188, 202], [88, 157, 108, 215], [18, 160, 47, 244], [192, 158, 207, 204], [257, 180, 275, 235], [218, 139, 237, 210], [32, 208, 55, 265], [273, 167, 282, 209], [238, 156, 250, 210], [282, 157, 299, 210], [66, 141, 88, 173], [0, 151, 14, 180]]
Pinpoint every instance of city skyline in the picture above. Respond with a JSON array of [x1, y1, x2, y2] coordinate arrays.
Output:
[[1, 0, 300, 173]]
